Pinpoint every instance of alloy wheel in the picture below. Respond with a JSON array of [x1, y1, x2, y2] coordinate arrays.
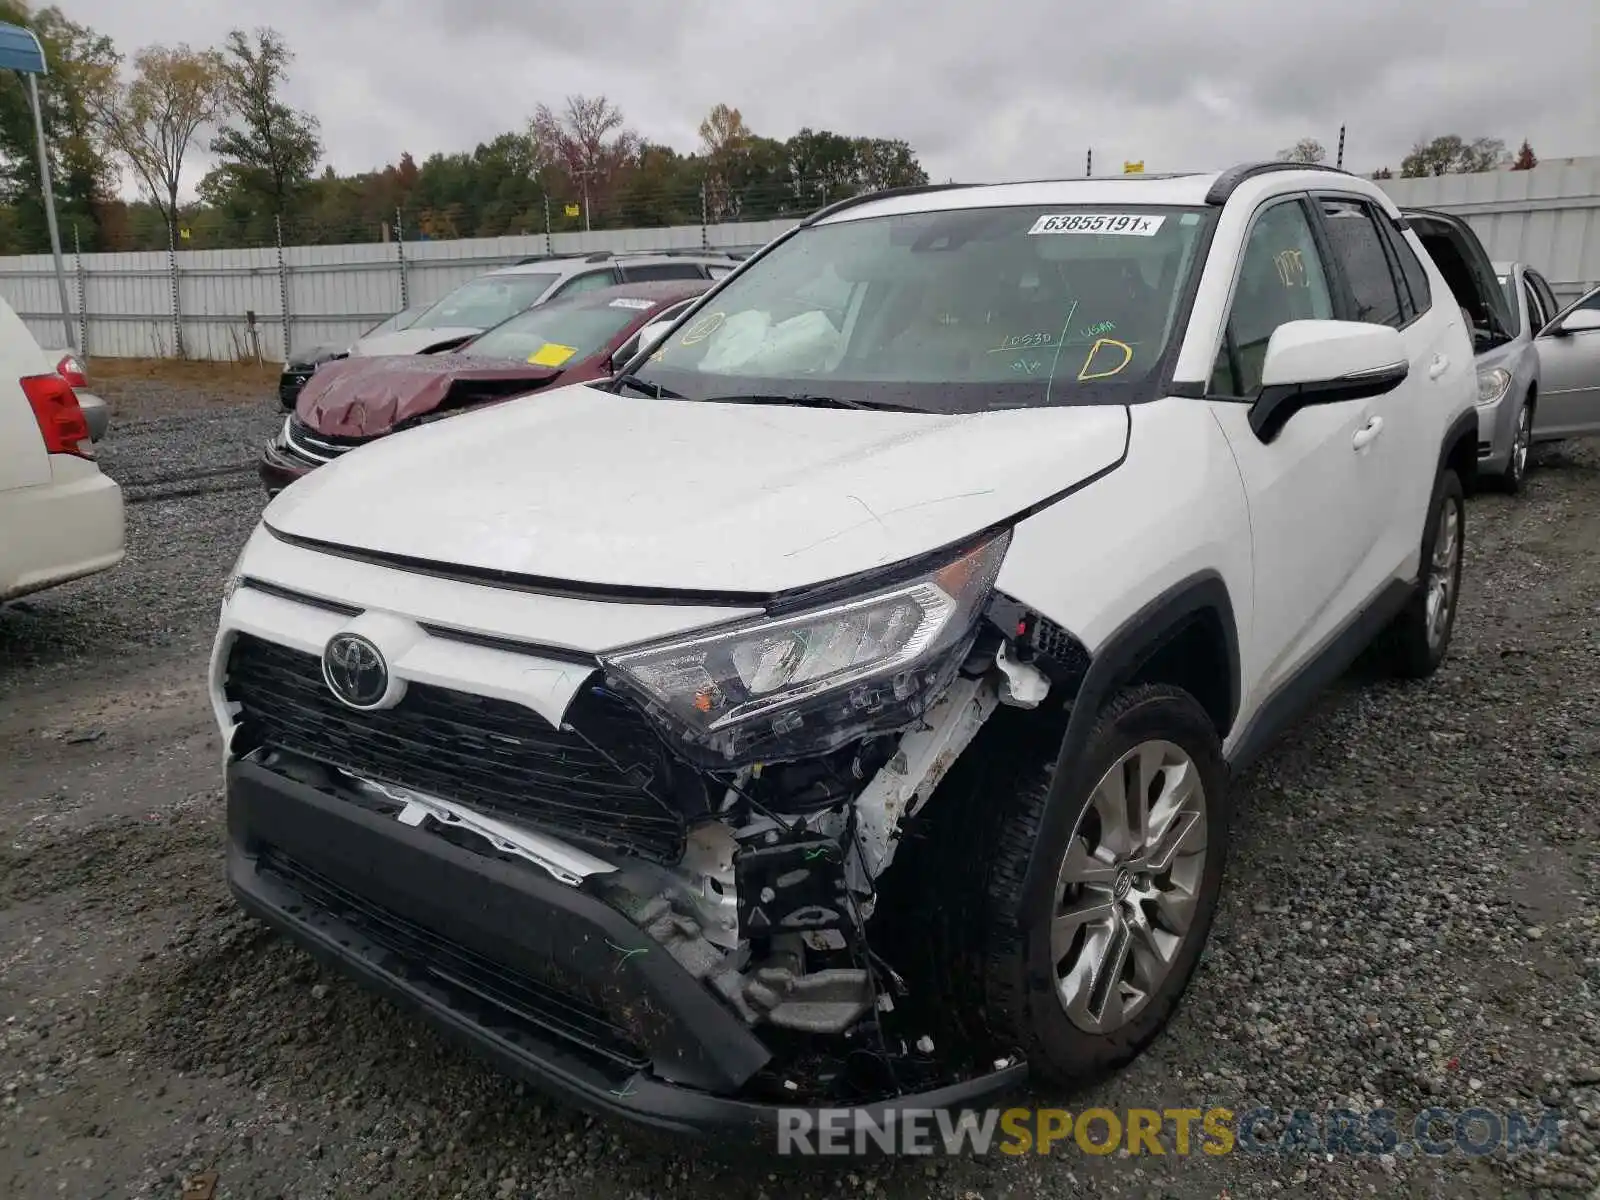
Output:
[[1511, 405, 1530, 484], [1052, 740, 1208, 1034], [1425, 496, 1462, 652]]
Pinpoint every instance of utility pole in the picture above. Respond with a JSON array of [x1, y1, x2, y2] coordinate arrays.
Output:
[[574, 167, 594, 233], [1336, 125, 1347, 170], [1086, 148, 1093, 178]]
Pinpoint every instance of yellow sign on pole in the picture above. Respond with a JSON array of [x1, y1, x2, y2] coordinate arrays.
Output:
[[564, 203, 581, 218], [1123, 160, 1144, 174]]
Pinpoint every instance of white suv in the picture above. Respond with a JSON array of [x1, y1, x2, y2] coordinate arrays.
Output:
[[337, 251, 739, 359], [1, 300, 124, 604], [211, 163, 1478, 1134]]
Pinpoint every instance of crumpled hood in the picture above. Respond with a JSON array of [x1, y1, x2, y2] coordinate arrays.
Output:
[[348, 326, 484, 357], [265, 384, 1130, 595], [296, 354, 561, 438]]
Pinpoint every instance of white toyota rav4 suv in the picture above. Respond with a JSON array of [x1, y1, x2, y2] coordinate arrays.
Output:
[[211, 162, 1478, 1136]]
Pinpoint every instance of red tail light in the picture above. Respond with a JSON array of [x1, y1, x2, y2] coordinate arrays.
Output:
[[55, 353, 88, 390], [22, 373, 93, 458]]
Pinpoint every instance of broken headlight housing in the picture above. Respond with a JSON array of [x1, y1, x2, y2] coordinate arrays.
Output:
[[602, 532, 1010, 767]]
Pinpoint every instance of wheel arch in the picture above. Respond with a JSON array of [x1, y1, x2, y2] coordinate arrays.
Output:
[[1015, 570, 1241, 918], [1440, 408, 1478, 493]]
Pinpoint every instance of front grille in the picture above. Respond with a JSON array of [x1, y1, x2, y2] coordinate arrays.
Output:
[[257, 847, 648, 1072], [225, 633, 686, 861], [286, 417, 369, 464]]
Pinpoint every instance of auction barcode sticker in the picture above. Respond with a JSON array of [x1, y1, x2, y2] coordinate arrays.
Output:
[[1028, 213, 1165, 236]]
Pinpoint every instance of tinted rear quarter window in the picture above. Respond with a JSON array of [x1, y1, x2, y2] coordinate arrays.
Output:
[[621, 263, 708, 282], [1317, 197, 1404, 327]]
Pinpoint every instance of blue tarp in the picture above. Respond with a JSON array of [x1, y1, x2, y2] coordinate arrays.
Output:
[[0, 22, 46, 75]]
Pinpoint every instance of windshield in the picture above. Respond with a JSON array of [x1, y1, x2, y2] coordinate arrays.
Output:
[[364, 306, 422, 338], [632, 205, 1211, 412], [460, 298, 647, 365], [409, 273, 558, 331]]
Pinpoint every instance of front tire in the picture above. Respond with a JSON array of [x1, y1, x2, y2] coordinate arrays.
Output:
[[1382, 468, 1465, 678], [937, 685, 1230, 1084], [1494, 400, 1532, 494]]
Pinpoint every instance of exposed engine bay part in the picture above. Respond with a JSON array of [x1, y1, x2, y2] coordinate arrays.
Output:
[[677, 821, 741, 948], [848, 675, 1002, 885], [995, 640, 1051, 708], [601, 649, 1053, 1040], [744, 962, 873, 1034]]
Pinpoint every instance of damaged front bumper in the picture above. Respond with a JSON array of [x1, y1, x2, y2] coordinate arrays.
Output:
[[226, 756, 1027, 1137]]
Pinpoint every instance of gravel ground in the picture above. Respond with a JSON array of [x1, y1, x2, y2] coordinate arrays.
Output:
[[1, 376, 1597, 1199]]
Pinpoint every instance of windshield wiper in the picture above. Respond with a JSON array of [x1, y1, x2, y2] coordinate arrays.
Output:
[[611, 374, 686, 400], [706, 392, 917, 413]]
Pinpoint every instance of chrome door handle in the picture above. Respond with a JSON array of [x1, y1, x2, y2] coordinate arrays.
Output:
[[1352, 416, 1385, 450], [1428, 355, 1450, 380]]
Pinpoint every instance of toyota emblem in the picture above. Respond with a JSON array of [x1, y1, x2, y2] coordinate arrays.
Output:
[[322, 632, 389, 708]]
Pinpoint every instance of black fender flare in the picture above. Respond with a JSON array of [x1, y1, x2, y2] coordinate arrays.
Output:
[[1018, 570, 1241, 917], [1437, 408, 1479, 481]]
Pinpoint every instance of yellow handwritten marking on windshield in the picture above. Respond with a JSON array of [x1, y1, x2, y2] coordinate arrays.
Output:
[[1274, 249, 1306, 287], [528, 343, 577, 367], [679, 312, 725, 345], [1077, 338, 1134, 381]]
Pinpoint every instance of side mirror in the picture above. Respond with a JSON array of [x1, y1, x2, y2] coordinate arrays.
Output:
[[1250, 320, 1409, 444], [1549, 308, 1600, 338]]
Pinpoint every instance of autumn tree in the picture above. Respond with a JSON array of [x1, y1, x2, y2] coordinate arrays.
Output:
[[854, 138, 927, 190], [0, 3, 120, 252], [530, 95, 640, 231], [698, 102, 752, 219], [1511, 139, 1537, 171], [204, 27, 322, 217], [97, 44, 227, 236], [1275, 138, 1326, 165], [1400, 135, 1505, 178]]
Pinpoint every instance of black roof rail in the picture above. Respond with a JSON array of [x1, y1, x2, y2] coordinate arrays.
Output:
[[647, 247, 737, 259], [1205, 161, 1354, 205], [799, 181, 979, 227]]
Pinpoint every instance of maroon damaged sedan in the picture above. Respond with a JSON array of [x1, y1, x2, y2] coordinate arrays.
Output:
[[259, 280, 709, 495]]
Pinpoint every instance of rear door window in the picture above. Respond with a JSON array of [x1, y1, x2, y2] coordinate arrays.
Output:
[[1383, 223, 1433, 318], [1316, 197, 1405, 328]]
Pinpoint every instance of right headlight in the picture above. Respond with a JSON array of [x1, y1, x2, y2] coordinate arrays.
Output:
[[1477, 367, 1513, 407], [601, 532, 1010, 766]]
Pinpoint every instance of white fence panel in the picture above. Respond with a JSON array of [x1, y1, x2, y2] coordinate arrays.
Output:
[[0, 216, 802, 361], [1377, 157, 1600, 305]]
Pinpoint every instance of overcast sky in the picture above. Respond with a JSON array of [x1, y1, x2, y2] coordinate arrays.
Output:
[[65, 0, 1600, 197]]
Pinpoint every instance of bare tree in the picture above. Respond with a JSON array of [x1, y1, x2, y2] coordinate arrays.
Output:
[[96, 44, 227, 236], [530, 94, 639, 231], [1275, 138, 1327, 165]]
